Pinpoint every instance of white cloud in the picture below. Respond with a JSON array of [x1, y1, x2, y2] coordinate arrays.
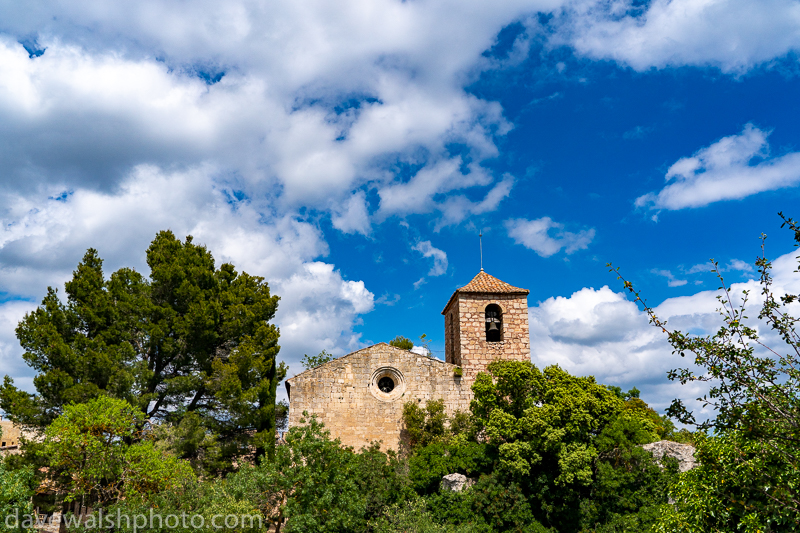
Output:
[[413, 241, 448, 277], [531, 249, 800, 415], [0, 165, 373, 398], [377, 160, 515, 228], [331, 191, 371, 236], [652, 269, 688, 287], [436, 174, 515, 230], [274, 261, 374, 363], [0, 300, 37, 392], [0, 1, 556, 221], [636, 124, 800, 211], [727, 258, 755, 273], [623, 125, 653, 140], [505, 216, 595, 257], [686, 262, 713, 275], [0, 0, 574, 395], [554, 0, 800, 73], [410, 345, 431, 356]]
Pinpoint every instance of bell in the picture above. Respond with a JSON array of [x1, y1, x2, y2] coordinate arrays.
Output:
[[487, 321, 499, 332]]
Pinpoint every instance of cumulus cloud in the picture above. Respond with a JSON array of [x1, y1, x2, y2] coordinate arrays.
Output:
[[274, 261, 374, 360], [0, 0, 554, 218], [505, 216, 595, 257], [436, 174, 515, 230], [4, 0, 800, 402], [0, 165, 373, 396], [554, 0, 800, 73], [0, 300, 37, 392], [377, 160, 515, 228], [0, 0, 570, 395], [413, 241, 449, 277], [331, 191, 371, 236], [636, 124, 800, 211], [530, 249, 800, 415]]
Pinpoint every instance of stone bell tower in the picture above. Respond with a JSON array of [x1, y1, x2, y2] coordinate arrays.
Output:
[[441, 270, 530, 380]]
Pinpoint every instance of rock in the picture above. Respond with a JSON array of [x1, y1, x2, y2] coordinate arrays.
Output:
[[643, 440, 696, 472], [441, 473, 475, 492]]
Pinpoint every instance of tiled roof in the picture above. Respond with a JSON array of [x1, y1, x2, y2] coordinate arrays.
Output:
[[457, 270, 528, 294], [442, 270, 528, 313]]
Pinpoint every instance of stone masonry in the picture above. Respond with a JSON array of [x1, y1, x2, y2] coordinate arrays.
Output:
[[0, 417, 25, 456], [286, 343, 471, 450], [285, 270, 531, 451], [442, 271, 530, 380]]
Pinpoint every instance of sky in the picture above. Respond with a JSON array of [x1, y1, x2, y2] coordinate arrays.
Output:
[[2, 0, 800, 418]]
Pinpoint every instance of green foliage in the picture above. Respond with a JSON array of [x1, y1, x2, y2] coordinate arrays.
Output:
[[402, 399, 474, 453], [224, 413, 409, 533], [408, 442, 495, 494], [656, 431, 800, 533], [472, 361, 626, 482], [300, 349, 337, 370], [606, 386, 641, 400], [426, 473, 552, 533], [610, 213, 800, 524], [43, 396, 195, 505], [1, 230, 283, 468], [585, 416, 677, 531], [403, 399, 449, 450], [71, 474, 244, 533], [622, 398, 685, 442], [0, 460, 35, 533], [99, 413, 412, 533], [418, 333, 432, 353], [470, 361, 669, 532], [389, 336, 414, 350], [372, 497, 488, 533]]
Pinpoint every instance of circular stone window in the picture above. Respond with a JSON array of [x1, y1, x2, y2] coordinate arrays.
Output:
[[370, 367, 406, 402]]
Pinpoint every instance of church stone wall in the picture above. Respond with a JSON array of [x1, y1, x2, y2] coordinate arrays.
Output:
[[0, 419, 21, 447], [0, 419, 25, 457], [444, 299, 462, 366], [286, 343, 471, 451]]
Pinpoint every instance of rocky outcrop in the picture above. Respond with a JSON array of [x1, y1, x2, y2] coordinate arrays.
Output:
[[441, 473, 475, 492], [643, 440, 696, 472]]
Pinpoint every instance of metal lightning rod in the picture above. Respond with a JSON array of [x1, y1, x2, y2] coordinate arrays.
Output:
[[479, 231, 484, 272]]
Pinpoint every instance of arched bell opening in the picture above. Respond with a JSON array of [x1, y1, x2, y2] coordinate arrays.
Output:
[[485, 303, 503, 342]]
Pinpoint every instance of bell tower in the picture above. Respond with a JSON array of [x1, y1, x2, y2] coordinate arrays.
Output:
[[442, 270, 530, 380]]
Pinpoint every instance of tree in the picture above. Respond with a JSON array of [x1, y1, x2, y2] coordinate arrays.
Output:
[[225, 414, 367, 533], [42, 396, 194, 506], [469, 361, 669, 532], [389, 336, 414, 350], [1, 230, 283, 467], [403, 399, 449, 450], [655, 432, 797, 533], [609, 213, 800, 522], [0, 461, 35, 533], [372, 497, 489, 533], [300, 350, 337, 370]]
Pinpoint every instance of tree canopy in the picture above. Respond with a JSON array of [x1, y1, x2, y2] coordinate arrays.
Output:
[[1, 230, 284, 468]]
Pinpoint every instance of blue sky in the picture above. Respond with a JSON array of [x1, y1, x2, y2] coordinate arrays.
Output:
[[2, 0, 800, 415]]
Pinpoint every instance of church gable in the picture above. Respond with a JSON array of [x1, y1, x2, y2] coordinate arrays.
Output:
[[285, 343, 471, 450]]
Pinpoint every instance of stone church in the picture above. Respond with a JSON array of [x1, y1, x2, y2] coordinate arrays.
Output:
[[285, 270, 531, 450]]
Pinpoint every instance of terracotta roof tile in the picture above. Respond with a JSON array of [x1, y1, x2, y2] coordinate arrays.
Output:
[[442, 270, 528, 313], [457, 270, 528, 294]]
